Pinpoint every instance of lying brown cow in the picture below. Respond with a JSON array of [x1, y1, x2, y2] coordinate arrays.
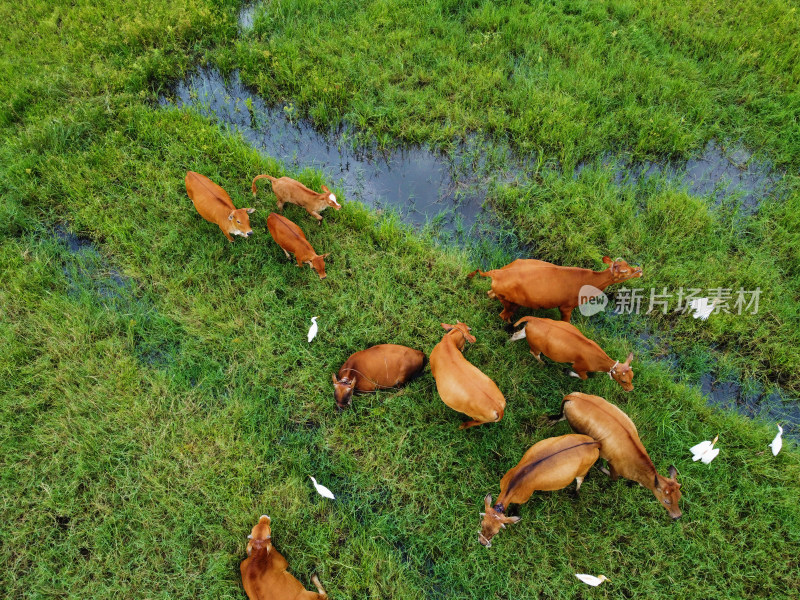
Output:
[[332, 344, 426, 409], [186, 171, 255, 242], [429, 322, 506, 429], [241, 515, 328, 600], [510, 316, 635, 391], [253, 174, 341, 223], [266, 212, 330, 279], [551, 392, 682, 519], [468, 256, 642, 322], [479, 434, 600, 547]]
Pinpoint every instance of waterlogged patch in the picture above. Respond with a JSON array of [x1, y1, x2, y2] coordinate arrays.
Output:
[[578, 285, 608, 316]]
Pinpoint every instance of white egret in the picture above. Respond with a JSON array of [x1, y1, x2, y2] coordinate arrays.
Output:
[[769, 424, 783, 456], [689, 297, 717, 320], [575, 574, 609, 587], [690, 435, 720, 464], [309, 476, 335, 499], [307, 316, 319, 343]]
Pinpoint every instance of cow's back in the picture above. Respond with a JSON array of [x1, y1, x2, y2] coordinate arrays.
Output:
[[186, 171, 235, 222], [430, 341, 505, 419], [527, 318, 605, 363], [342, 344, 425, 392], [562, 392, 649, 473], [267, 213, 312, 254], [499, 434, 600, 504], [241, 548, 309, 600], [488, 261, 590, 308], [272, 177, 319, 205]]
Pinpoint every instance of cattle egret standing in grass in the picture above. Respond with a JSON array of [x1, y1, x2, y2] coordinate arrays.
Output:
[[307, 316, 319, 343], [309, 476, 335, 499], [689, 297, 717, 320], [575, 574, 608, 587], [691, 435, 720, 463], [769, 424, 783, 456]]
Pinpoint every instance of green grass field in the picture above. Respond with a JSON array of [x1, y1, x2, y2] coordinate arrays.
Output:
[[2, 1, 799, 598]]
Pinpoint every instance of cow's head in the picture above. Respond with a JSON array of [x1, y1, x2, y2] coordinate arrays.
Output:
[[228, 207, 256, 238], [321, 185, 341, 210], [602, 256, 642, 282], [441, 322, 476, 349], [246, 515, 272, 556], [305, 253, 331, 279], [652, 465, 682, 520], [478, 494, 520, 547], [332, 373, 356, 409], [609, 352, 635, 391]]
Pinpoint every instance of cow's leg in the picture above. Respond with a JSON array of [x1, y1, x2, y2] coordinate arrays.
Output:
[[311, 574, 327, 598], [309, 210, 324, 223], [282, 248, 292, 260], [498, 298, 518, 322], [531, 350, 544, 363], [276, 200, 285, 211], [559, 306, 574, 322], [459, 419, 487, 429]]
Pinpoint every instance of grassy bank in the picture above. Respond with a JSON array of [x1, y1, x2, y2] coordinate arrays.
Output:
[[2, 1, 799, 599]]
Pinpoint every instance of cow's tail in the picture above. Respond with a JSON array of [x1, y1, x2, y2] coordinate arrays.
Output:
[[251, 174, 277, 196], [467, 269, 489, 279], [508, 316, 534, 343], [545, 395, 571, 425]]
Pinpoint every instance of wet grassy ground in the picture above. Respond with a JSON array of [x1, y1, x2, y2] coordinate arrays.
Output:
[[2, 1, 799, 599]]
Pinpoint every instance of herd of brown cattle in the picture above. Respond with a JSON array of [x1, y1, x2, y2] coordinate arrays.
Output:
[[186, 171, 678, 597]]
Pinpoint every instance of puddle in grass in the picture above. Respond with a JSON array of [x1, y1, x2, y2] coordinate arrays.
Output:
[[51, 225, 179, 368], [574, 140, 778, 215]]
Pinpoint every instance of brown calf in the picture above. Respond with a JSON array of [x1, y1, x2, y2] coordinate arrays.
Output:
[[186, 171, 255, 242], [241, 516, 328, 600], [510, 316, 634, 391], [429, 322, 506, 429], [332, 343, 426, 409], [479, 434, 600, 547], [266, 213, 330, 279], [253, 174, 341, 222], [552, 392, 682, 519], [468, 256, 642, 322]]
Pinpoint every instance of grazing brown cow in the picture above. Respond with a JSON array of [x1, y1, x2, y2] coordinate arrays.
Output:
[[266, 213, 330, 279], [479, 434, 600, 547], [241, 515, 328, 600], [468, 256, 642, 322], [429, 322, 506, 429], [551, 392, 682, 519], [510, 316, 635, 391], [332, 343, 426, 409], [186, 171, 255, 242], [253, 174, 341, 223]]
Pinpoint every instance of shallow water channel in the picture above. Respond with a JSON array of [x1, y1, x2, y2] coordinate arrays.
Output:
[[157, 43, 793, 442]]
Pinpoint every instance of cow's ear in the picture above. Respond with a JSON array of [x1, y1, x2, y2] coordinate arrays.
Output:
[[441, 323, 454, 331], [625, 352, 634, 365], [320, 253, 330, 259], [654, 474, 660, 489], [322, 185, 331, 194], [332, 373, 339, 385], [505, 516, 521, 524], [602, 256, 612, 265], [484, 494, 493, 511], [668, 465, 678, 480], [228, 213, 234, 221], [246, 207, 255, 214]]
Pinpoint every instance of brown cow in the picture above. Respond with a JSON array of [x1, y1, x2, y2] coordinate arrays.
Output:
[[241, 515, 328, 600], [510, 316, 635, 391], [253, 174, 341, 223], [266, 212, 330, 279], [332, 344, 426, 409], [429, 322, 506, 429], [551, 392, 682, 519], [479, 434, 600, 547], [468, 256, 642, 322], [186, 171, 255, 242]]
